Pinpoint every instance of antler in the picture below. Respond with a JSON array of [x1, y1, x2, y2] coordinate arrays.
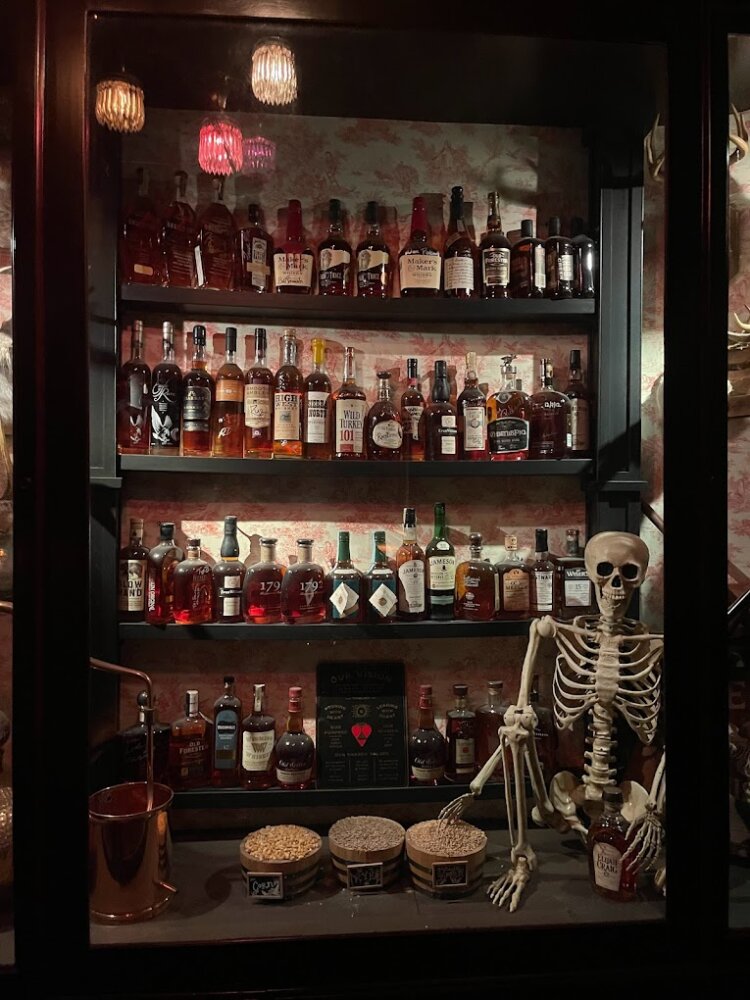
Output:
[[729, 104, 749, 165], [644, 113, 665, 182], [731, 304, 750, 338]]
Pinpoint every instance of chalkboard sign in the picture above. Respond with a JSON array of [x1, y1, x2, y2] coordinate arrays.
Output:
[[432, 861, 468, 889], [316, 661, 407, 788], [346, 862, 384, 890], [245, 870, 284, 900]]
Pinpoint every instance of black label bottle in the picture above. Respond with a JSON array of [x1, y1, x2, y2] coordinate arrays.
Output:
[[118, 518, 149, 622], [571, 216, 596, 298], [182, 324, 215, 457], [479, 191, 511, 298], [424, 360, 458, 461], [213, 515, 246, 623], [150, 321, 182, 454], [118, 690, 171, 784], [212, 675, 242, 787]]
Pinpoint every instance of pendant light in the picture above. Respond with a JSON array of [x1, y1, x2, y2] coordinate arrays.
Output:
[[242, 132, 277, 176], [250, 38, 297, 106], [198, 90, 243, 176], [95, 73, 145, 133]]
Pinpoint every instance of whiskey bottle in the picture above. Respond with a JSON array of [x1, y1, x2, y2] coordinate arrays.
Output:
[[565, 349, 591, 457], [366, 371, 403, 460], [211, 327, 244, 458], [244, 537, 285, 624], [445, 683, 477, 782], [168, 689, 210, 790], [116, 320, 151, 455], [530, 674, 557, 779], [182, 325, 215, 457], [478, 191, 511, 298], [457, 351, 487, 460], [497, 534, 531, 620], [213, 515, 246, 623], [365, 530, 397, 623], [161, 169, 200, 288], [327, 530, 364, 623], [244, 327, 274, 459], [487, 355, 530, 461], [396, 507, 426, 621], [409, 684, 446, 785], [529, 358, 570, 459], [273, 198, 315, 294], [198, 177, 236, 291], [544, 216, 575, 300], [318, 198, 353, 296], [510, 219, 545, 298], [172, 537, 214, 625], [332, 346, 367, 460], [398, 195, 441, 297], [211, 675, 242, 787], [150, 321, 182, 455], [529, 528, 554, 617], [571, 217, 596, 299], [273, 329, 304, 459], [120, 167, 163, 285], [118, 517, 149, 622], [145, 522, 184, 625], [237, 202, 272, 293], [280, 539, 326, 624], [554, 527, 594, 620], [443, 185, 476, 298], [587, 787, 637, 901], [275, 686, 315, 790], [303, 337, 332, 460], [426, 501, 456, 620], [118, 690, 171, 785], [424, 360, 458, 461], [455, 533, 496, 621], [241, 683, 276, 789], [356, 200, 392, 298], [475, 681, 508, 780], [400, 358, 426, 462]]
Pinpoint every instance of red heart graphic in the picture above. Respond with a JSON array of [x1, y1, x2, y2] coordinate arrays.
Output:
[[351, 723, 373, 747]]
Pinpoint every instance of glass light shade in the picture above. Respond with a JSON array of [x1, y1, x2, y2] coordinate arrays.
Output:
[[95, 75, 145, 133], [198, 113, 244, 176], [242, 134, 277, 176], [251, 39, 297, 106]]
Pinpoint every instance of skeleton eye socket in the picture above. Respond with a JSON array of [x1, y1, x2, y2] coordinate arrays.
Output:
[[621, 563, 640, 580], [596, 561, 614, 577]]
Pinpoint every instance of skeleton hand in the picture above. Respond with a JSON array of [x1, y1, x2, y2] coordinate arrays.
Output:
[[486, 855, 532, 912], [623, 802, 663, 873], [438, 793, 474, 823]]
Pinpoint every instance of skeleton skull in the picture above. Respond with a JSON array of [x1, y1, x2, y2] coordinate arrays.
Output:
[[584, 531, 649, 620]]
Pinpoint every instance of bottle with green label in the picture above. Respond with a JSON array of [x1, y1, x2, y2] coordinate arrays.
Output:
[[365, 530, 397, 623], [211, 676, 242, 788], [327, 530, 364, 623], [426, 502, 456, 620]]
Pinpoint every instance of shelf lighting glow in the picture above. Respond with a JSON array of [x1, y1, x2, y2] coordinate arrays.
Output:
[[250, 39, 297, 106]]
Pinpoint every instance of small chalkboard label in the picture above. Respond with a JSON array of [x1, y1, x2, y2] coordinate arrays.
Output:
[[346, 862, 384, 891], [245, 871, 284, 900], [432, 861, 468, 888]]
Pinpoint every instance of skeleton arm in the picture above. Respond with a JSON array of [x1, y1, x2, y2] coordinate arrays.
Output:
[[623, 750, 666, 873]]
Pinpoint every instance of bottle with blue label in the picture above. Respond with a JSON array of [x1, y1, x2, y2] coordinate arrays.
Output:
[[211, 675, 242, 787]]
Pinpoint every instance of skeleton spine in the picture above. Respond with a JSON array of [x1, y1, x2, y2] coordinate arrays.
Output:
[[583, 703, 617, 790]]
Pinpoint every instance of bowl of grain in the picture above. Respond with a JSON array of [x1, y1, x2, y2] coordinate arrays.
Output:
[[239, 824, 322, 900], [405, 818, 487, 898], [328, 815, 406, 889]]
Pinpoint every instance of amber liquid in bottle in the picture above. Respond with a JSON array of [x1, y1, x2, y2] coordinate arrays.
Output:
[[587, 787, 638, 901], [475, 681, 508, 781], [497, 534, 531, 621], [479, 191, 511, 298], [161, 169, 199, 288], [457, 351, 487, 460], [120, 167, 164, 286], [331, 346, 367, 460], [399, 195, 441, 297], [445, 684, 477, 782], [409, 685, 446, 785], [424, 360, 457, 461], [544, 216, 575, 300], [553, 527, 594, 620], [211, 327, 244, 457], [318, 197, 353, 296], [182, 325, 215, 457], [211, 675, 242, 787], [280, 539, 326, 624], [237, 202, 272, 293], [366, 371, 403, 460], [273, 199, 315, 294], [303, 337, 332, 460], [213, 516, 246, 623], [150, 321, 182, 455], [118, 517, 149, 622], [244, 538, 285, 623], [356, 200, 392, 298], [244, 327, 274, 459], [487, 355, 530, 461], [530, 529, 554, 617], [198, 177, 236, 290], [145, 522, 184, 625], [273, 330, 304, 459], [443, 185, 476, 298], [241, 683, 276, 789], [116, 320, 151, 455], [565, 348, 591, 457], [510, 219, 545, 298], [172, 537, 214, 625], [400, 358, 426, 462], [275, 686, 315, 789], [396, 506, 426, 621], [529, 358, 570, 460], [169, 689, 211, 790], [455, 533, 497, 621]]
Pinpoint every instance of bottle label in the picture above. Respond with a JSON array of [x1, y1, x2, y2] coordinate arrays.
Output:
[[171, 736, 209, 780], [274, 392, 301, 441], [398, 560, 425, 613], [564, 568, 593, 608], [488, 417, 529, 455], [444, 256, 475, 291], [276, 766, 312, 785], [242, 729, 275, 772], [216, 379, 244, 403], [118, 558, 146, 612], [274, 252, 313, 289], [503, 568, 530, 612], [335, 398, 367, 454], [246, 237, 270, 286], [369, 581, 397, 618], [214, 709, 239, 767], [482, 247, 510, 286], [330, 580, 360, 619], [371, 419, 403, 449], [183, 386, 212, 432], [439, 415, 457, 455], [245, 384, 271, 429], [462, 406, 486, 452], [569, 399, 589, 451], [305, 390, 330, 444], [558, 252, 575, 283], [454, 737, 475, 767], [494, 570, 500, 612], [399, 250, 441, 290], [592, 842, 623, 891], [319, 248, 351, 290], [133, 263, 154, 277], [194, 245, 205, 286], [534, 245, 546, 288], [411, 764, 444, 781], [150, 378, 181, 449], [428, 554, 456, 593], [357, 249, 389, 290], [221, 594, 241, 617], [404, 404, 424, 440], [127, 372, 147, 410], [532, 570, 553, 612]]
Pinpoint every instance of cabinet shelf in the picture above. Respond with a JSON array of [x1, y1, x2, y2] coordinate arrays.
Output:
[[119, 620, 531, 642], [172, 781, 499, 809]]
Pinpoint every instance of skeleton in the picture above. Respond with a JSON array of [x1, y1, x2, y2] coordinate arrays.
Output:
[[440, 531, 665, 911]]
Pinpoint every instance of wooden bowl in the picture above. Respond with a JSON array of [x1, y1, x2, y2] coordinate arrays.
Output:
[[239, 826, 322, 901], [405, 820, 487, 898], [328, 816, 405, 889]]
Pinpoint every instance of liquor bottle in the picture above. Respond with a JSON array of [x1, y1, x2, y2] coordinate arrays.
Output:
[[303, 337, 332, 460], [172, 537, 214, 625], [150, 321, 182, 454], [182, 325, 215, 457], [280, 539, 326, 624], [356, 200, 392, 298], [529, 528, 554, 617], [237, 202, 272, 293], [445, 683, 477, 782], [145, 522, 184, 625], [497, 534, 531, 621], [398, 195, 441, 297], [530, 674, 557, 779], [244, 537, 285, 624], [478, 191, 511, 298], [161, 169, 200, 288], [487, 355, 530, 461], [571, 217, 596, 299], [118, 690, 171, 785], [510, 219, 545, 298], [455, 533, 496, 621], [211, 327, 244, 457], [426, 501, 456, 620], [400, 358, 426, 462], [273, 198, 315, 294], [475, 680, 509, 780], [396, 507, 426, 621], [366, 371, 403, 460], [424, 360, 457, 461], [408, 684, 447, 785], [211, 675, 242, 787], [327, 530, 364, 623], [332, 345, 367, 460], [118, 518, 149, 622], [554, 527, 594, 620], [116, 320, 151, 455], [213, 515, 246, 623], [318, 198, 353, 296], [565, 349, 591, 457], [587, 787, 638, 901], [544, 216, 575, 300], [168, 689, 211, 790], [529, 358, 570, 459], [120, 167, 163, 285], [457, 351, 487, 460], [273, 329, 304, 459], [198, 177, 236, 291], [365, 530, 397, 623], [240, 683, 277, 790], [443, 185, 476, 298], [275, 686, 315, 790], [244, 327, 274, 459]]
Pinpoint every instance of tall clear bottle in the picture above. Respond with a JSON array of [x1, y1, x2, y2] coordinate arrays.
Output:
[[273, 329, 304, 459], [150, 321, 182, 454], [213, 515, 246, 623], [331, 346, 367, 460], [456, 351, 487, 460], [244, 327, 274, 459], [182, 324, 215, 457], [478, 191, 511, 298], [116, 320, 151, 455], [211, 675, 242, 787], [426, 501, 456, 620], [241, 683, 277, 789], [145, 522, 184, 625], [443, 185, 476, 298], [398, 195, 441, 297], [275, 686, 315, 790], [327, 530, 364, 623], [211, 327, 244, 457], [303, 337, 332, 460]]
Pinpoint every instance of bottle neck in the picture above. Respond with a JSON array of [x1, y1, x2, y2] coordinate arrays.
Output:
[[535, 548, 548, 561], [187, 544, 200, 560], [192, 343, 207, 368], [470, 545, 482, 560], [502, 369, 516, 392], [377, 378, 391, 402], [253, 686, 265, 714], [433, 507, 446, 540], [224, 348, 237, 366], [410, 202, 428, 239], [162, 339, 175, 362], [454, 694, 467, 712], [336, 535, 351, 565], [312, 344, 326, 372], [342, 350, 356, 384], [282, 337, 298, 367], [418, 700, 436, 728], [129, 522, 144, 547], [487, 687, 503, 709], [296, 543, 313, 563], [565, 533, 580, 556], [505, 546, 519, 564], [372, 536, 387, 566], [131, 331, 143, 360], [185, 692, 199, 719], [286, 705, 304, 733], [465, 354, 478, 388], [159, 530, 174, 546], [327, 218, 343, 238], [367, 221, 381, 239], [223, 681, 235, 699], [261, 542, 276, 563], [286, 203, 303, 241], [254, 332, 267, 367], [432, 373, 450, 403], [403, 523, 417, 544], [221, 529, 239, 560], [569, 364, 582, 382]]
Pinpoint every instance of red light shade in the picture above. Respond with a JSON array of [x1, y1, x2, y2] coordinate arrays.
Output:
[[198, 113, 243, 176], [242, 134, 276, 176]]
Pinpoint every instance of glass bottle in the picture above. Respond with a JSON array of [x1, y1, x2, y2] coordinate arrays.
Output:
[[161, 169, 199, 288], [241, 683, 277, 790], [150, 321, 182, 455], [280, 539, 326, 624], [172, 537, 214, 625], [529, 358, 570, 459], [365, 530, 398, 623], [273, 329, 304, 459], [530, 674, 557, 780], [303, 337, 332, 460], [366, 371, 403, 460], [145, 522, 184, 625], [237, 202, 272, 293], [571, 217, 596, 299], [510, 219, 545, 298], [554, 527, 594, 620], [544, 216, 575, 300], [487, 355, 530, 461], [118, 517, 149, 622], [120, 167, 163, 285], [587, 787, 638, 901], [332, 346, 367, 460], [426, 501, 456, 621], [475, 681, 509, 781], [198, 176, 236, 291], [213, 515, 246, 623], [118, 690, 171, 785], [116, 320, 151, 455], [457, 351, 487, 460], [182, 324, 215, 457], [211, 675, 242, 787], [211, 327, 244, 458], [168, 689, 211, 790], [424, 360, 457, 461], [327, 530, 364, 623], [396, 507, 426, 621], [275, 686, 315, 790], [318, 197, 353, 296], [244, 327, 274, 459], [497, 534, 531, 621], [398, 195, 441, 297], [565, 348, 591, 457], [400, 358, 426, 462], [409, 684, 446, 785], [443, 185, 476, 298], [529, 528, 554, 617], [244, 537, 285, 624], [478, 191, 511, 298], [455, 533, 496, 621], [273, 198, 315, 294], [445, 684, 477, 782], [356, 200, 392, 298]]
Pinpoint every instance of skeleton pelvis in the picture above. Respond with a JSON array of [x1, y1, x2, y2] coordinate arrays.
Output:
[[539, 771, 650, 826]]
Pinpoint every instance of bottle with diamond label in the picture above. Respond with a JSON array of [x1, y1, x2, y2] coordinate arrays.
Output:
[[327, 530, 364, 623], [365, 531, 397, 623], [118, 518, 149, 622], [396, 507, 426, 621], [510, 219, 545, 298], [426, 502, 456, 620], [198, 177, 236, 290], [587, 786, 637, 901], [161, 169, 200, 288], [424, 360, 458, 461], [145, 522, 184, 625], [457, 351, 487, 460], [366, 370, 403, 460], [399, 195, 441, 297], [455, 533, 496, 621], [173, 537, 214, 625], [400, 358, 426, 462], [497, 534, 531, 620], [150, 322, 182, 454], [275, 686, 315, 790], [211, 675, 242, 787], [530, 528, 554, 616], [116, 320, 151, 455], [237, 202, 272, 293], [332, 345, 367, 460], [211, 327, 244, 457], [244, 327, 274, 459], [356, 200, 392, 298], [169, 689, 210, 790], [409, 684, 446, 785], [241, 683, 276, 789], [529, 358, 570, 459], [478, 191, 511, 298], [443, 185, 476, 298], [213, 516, 246, 623], [544, 216, 574, 299], [318, 198, 353, 296], [273, 199, 315, 294], [273, 329, 304, 459], [303, 337, 332, 460], [280, 539, 326, 624], [487, 355, 530, 461], [182, 325, 215, 457], [445, 684, 477, 782], [244, 537, 285, 624]]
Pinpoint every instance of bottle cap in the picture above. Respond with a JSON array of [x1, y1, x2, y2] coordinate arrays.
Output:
[[224, 515, 238, 532], [569, 348, 581, 368], [260, 536, 278, 545], [434, 360, 448, 378], [248, 202, 260, 219], [488, 680, 504, 691], [365, 200, 378, 224], [453, 683, 468, 696], [377, 370, 391, 381], [162, 321, 174, 341], [505, 535, 518, 551], [403, 507, 416, 528], [419, 684, 432, 696], [603, 786, 623, 805], [225, 327, 237, 353], [224, 675, 235, 685], [187, 537, 201, 548], [159, 521, 175, 538], [547, 216, 561, 236], [338, 530, 349, 543], [192, 324, 206, 346], [254, 326, 267, 346], [469, 532, 483, 547], [521, 219, 534, 238], [535, 528, 548, 552], [406, 358, 419, 379], [289, 685, 302, 698], [413, 195, 426, 210], [283, 328, 297, 341]]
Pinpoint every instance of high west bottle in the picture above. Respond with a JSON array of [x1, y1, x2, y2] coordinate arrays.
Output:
[[172, 537, 214, 625], [244, 327, 274, 459], [244, 538, 285, 624], [116, 320, 151, 455], [211, 675, 242, 787], [529, 528, 554, 617], [457, 351, 487, 460], [529, 358, 570, 459], [443, 185, 476, 298], [118, 518, 149, 622], [273, 198, 315, 294], [409, 684, 447, 785], [118, 690, 171, 785], [120, 167, 163, 285], [424, 360, 457, 461], [280, 539, 326, 624], [273, 329, 304, 459], [396, 507, 426, 621], [510, 219, 545, 298], [487, 355, 530, 461], [213, 516, 246, 623], [327, 530, 364, 623], [318, 198, 353, 296], [356, 200, 392, 297], [455, 533, 497, 621], [161, 169, 200, 288], [564, 349, 591, 457], [332, 346, 367, 460], [445, 684, 477, 782], [400, 358, 426, 462], [366, 371, 403, 460], [241, 683, 276, 789], [303, 337, 332, 460], [275, 686, 315, 790], [150, 321, 182, 454], [198, 177, 236, 290], [544, 217, 575, 300], [169, 689, 210, 790], [426, 501, 456, 620], [237, 202, 272, 293], [571, 217, 596, 298], [145, 522, 184, 625], [211, 327, 244, 457], [497, 534, 531, 621], [398, 195, 441, 297], [365, 530, 398, 623], [479, 191, 511, 298], [182, 325, 215, 457]]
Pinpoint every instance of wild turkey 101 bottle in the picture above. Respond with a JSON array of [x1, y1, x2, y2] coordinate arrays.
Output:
[[332, 346, 367, 459]]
